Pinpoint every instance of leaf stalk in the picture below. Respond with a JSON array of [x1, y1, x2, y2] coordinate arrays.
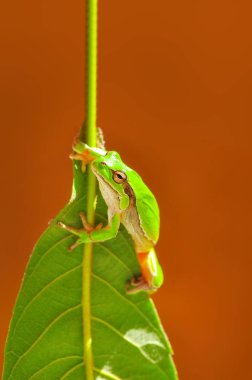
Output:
[[83, 0, 98, 379]]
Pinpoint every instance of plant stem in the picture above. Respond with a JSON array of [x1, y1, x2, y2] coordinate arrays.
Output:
[[83, 0, 98, 379], [86, 0, 98, 146]]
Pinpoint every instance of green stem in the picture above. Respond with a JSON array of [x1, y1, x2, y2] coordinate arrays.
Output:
[[86, 0, 98, 145], [82, 1, 98, 379]]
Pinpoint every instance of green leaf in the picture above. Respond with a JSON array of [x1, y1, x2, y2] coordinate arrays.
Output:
[[3, 160, 178, 380]]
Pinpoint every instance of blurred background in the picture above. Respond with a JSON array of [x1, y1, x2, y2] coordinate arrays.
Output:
[[0, 0, 251, 378]]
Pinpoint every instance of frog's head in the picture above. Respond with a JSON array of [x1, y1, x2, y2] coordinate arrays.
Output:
[[92, 151, 131, 211]]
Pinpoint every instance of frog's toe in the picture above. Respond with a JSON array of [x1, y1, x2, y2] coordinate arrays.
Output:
[[126, 276, 151, 294], [68, 239, 81, 252], [57, 221, 82, 237]]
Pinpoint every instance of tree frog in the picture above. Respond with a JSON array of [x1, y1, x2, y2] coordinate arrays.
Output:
[[58, 141, 164, 293]]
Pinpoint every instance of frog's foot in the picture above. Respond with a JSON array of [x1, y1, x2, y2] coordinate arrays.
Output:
[[79, 212, 103, 233], [57, 211, 103, 252], [70, 151, 96, 172], [126, 275, 152, 294], [127, 250, 163, 294], [70, 141, 96, 172]]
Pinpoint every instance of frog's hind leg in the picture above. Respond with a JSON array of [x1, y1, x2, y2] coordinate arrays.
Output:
[[127, 249, 164, 294]]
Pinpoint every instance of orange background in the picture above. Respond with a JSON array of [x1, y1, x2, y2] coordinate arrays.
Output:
[[0, 1, 251, 379]]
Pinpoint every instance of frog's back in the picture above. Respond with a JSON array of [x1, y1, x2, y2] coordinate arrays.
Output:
[[127, 170, 160, 244]]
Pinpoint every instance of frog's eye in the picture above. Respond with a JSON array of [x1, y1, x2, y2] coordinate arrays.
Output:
[[113, 171, 127, 184]]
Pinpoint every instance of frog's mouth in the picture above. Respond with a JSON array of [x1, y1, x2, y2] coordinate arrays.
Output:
[[95, 171, 118, 194]]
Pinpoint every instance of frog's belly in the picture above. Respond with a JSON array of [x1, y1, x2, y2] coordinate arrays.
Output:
[[121, 206, 153, 252]]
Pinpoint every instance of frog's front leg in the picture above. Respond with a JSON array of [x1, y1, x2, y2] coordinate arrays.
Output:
[[69, 146, 95, 172], [127, 248, 164, 294], [70, 140, 106, 172], [58, 212, 121, 251]]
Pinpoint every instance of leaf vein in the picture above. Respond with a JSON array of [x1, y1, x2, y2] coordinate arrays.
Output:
[[24, 193, 86, 282], [60, 361, 85, 379], [94, 367, 122, 380], [96, 243, 134, 276], [28, 356, 83, 380], [92, 273, 161, 335], [22, 234, 73, 285], [8, 304, 81, 379], [10, 264, 82, 341], [91, 316, 167, 379]]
